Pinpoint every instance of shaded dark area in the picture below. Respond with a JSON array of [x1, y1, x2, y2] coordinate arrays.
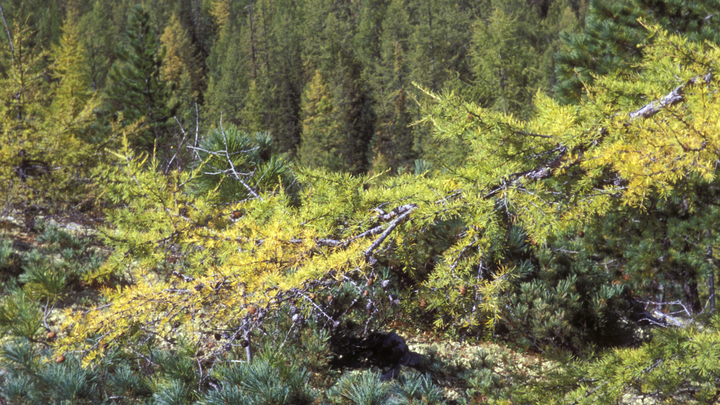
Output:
[[329, 330, 425, 380]]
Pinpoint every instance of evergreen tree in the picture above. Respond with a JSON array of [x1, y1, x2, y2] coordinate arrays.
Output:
[[407, 0, 475, 170], [203, 0, 276, 136], [368, 0, 416, 173], [297, 70, 343, 171], [239, 79, 266, 133], [0, 0, 63, 49], [407, 0, 474, 92], [105, 4, 178, 156], [77, 1, 117, 91], [329, 61, 375, 175], [259, 0, 304, 155], [353, 0, 388, 84], [161, 12, 203, 124], [220, 0, 304, 153], [554, 0, 645, 104], [203, 18, 250, 127], [0, 11, 98, 219], [171, 0, 215, 84], [300, 0, 337, 74], [300, 2, 374, 173], [555, 0, 720, 104], [535, 0, 582, 94], [469, 3, 538, 116]]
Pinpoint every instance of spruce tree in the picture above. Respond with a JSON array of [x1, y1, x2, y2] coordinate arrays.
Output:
[[203, 19, 250, 127], [300, 3, 374, 174], [469, 3, 538, 116], [0, 0, 63, 49], [239, 80, 266, 133], [219, 0, 304, 153], [171, 0, 214, 81], [407, 0, 474, 92], [353, 0, 388, 82], [408, 0, 475, 170], [78, 1, 117, 91], [368, 0, 416, 173], [258, 0, 304, 155], [554, 0, 645, 104], [297, 70, 343, 171], [535, 0, 582, 94], [160, 12, 203, 111], [555, 0, 720, 104], [203, 1, 274, 136], [105, 4, 178, 156], [300, 0, 337, 74]]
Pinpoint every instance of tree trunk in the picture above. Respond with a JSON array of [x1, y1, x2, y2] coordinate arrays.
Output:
[[685, 277, 702, 315], [707, 229, 716, 313]]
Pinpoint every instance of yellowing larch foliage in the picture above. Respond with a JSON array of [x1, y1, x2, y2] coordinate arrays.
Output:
[[55, 26, 720, 370]]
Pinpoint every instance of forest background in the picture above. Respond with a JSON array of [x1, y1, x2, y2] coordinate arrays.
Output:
[[3, 0, 720, 403]]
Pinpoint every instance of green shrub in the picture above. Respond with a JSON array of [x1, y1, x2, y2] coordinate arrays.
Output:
[[153, 379, 192, 405], [207, 351, 317, 405], [190, 126, 296, 203], [0, 290, 43, 339], [390, 371, 446, 405], [18, 260, 68, 301], [327, 370, 391, 405], [0, 239, 21, 277], [37, 224, 82, 251]]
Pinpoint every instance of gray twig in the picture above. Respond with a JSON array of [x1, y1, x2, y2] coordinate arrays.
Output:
[[364, 204, 418, 261], [219, 114, 262, 200], [0, 4, 13, 63]]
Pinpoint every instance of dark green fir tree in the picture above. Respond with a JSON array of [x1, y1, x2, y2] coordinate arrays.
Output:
[[297, 70, 344, 172], [469, 1, 539, 117], [368, 0, 416, 173], [105, 4, 178, 156], [555, 0, 720, 104]]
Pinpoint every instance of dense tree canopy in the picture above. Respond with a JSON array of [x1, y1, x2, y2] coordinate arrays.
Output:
[[3, 0, 720, 403]]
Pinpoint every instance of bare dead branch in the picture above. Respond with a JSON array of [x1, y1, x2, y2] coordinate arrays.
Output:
[[165, 116, 189, 174], [219, 114, 262, 200], [193, 102, 200, 160], [629, 73, 713, 120], [364, 204, 418, 261], [0, 4, 13, 63]]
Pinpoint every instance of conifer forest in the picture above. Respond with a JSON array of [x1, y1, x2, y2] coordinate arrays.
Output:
[[4, 0, 720, 403]]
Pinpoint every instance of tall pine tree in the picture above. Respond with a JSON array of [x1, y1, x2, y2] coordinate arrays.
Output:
[[469, 2, 538, 116], [105, 4, 178, 156], [0, 11, 98, 219], [78, 1, 117, 91], [203, 17, 250, 127], [368, 0, 416, 173], [555, 0, 720, 104], [297, 70, 343, 171], [300, 1, 373, 174], [160, 12, 203, 124], [258, 0, 303, 155]]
